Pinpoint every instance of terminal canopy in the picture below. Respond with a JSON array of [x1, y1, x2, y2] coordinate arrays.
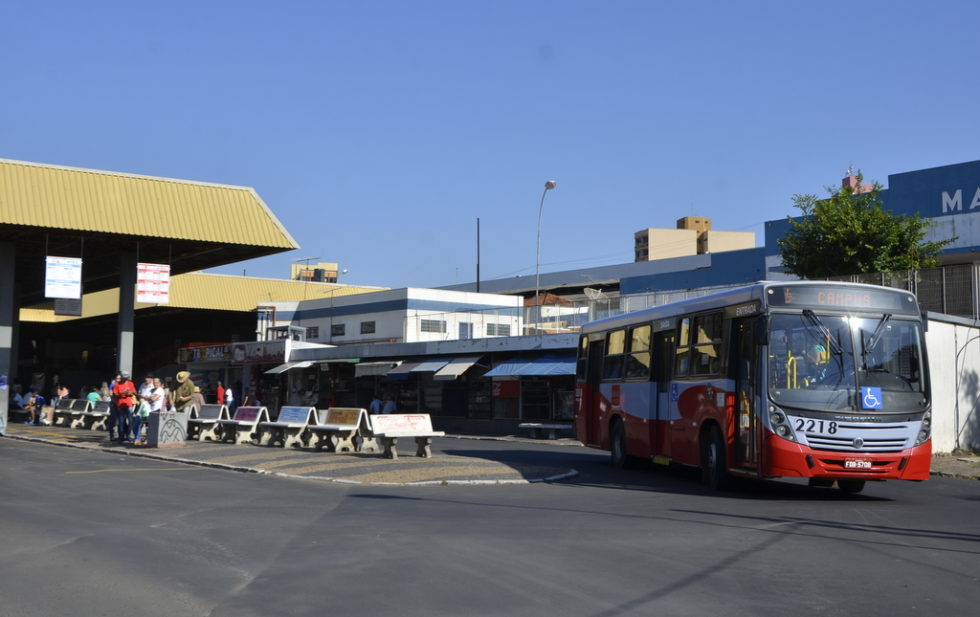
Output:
[[0, 158, 299, 305]]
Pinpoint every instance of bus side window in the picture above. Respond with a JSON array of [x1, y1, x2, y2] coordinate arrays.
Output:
[[575, 335, 589, 381], [603, 329, 626, 380], [625, 324, 652, 380], [674, 317, 691, 376], [692, 313, 723, 375]]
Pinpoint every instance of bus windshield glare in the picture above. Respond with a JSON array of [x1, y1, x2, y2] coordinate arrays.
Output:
[[768, 312, 927, 413]]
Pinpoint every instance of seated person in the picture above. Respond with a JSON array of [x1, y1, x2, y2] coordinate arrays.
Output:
[[24, 388, 46, 424]]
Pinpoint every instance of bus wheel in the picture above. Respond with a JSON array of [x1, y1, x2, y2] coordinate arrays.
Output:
[[610, 420, 628, 469], [701, 426, 729, 490], [838, 479, 866, 495]]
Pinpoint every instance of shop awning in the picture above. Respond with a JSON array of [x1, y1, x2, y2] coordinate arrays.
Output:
[[433, 355, 484, 381], [355, 360, 401, 377], [264, 360, 314, 374], [385, 361, 423, 380], [483, 354, 576, 377], [411, 358, 450, 373]]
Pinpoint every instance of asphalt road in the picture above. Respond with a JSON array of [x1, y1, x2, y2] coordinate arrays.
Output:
[[2, 436, 978, 617]]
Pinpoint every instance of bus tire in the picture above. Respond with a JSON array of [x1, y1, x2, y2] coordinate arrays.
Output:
[[610, 419, 628, 469], [837, 479, 865, 495], [701, 425, 729, 490]]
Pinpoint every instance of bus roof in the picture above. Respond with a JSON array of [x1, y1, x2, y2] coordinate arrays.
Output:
[[580, 280, 919, 334]]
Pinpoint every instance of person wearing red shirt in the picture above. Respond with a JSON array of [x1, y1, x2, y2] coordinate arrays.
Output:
[[109, 371, 136, 442]]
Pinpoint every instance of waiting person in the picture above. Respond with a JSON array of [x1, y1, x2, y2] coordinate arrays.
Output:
[[216, 380, 225, 406], [173, 371, 195, 412], [132, 375, 154, 444], [134, 375, 163, 445], [86, 386, 101, 405], [369, 395, 382, 414], [382, 395, 397, 414], [225, 383, 236, 413], [109, 371, 136, 442], [10, 385, 26, 414], [24, 388, 45, 424], [191, 386, 206, 412]]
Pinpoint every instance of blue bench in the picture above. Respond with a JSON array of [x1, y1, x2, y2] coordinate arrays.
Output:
[[258, 406, 315, 448]]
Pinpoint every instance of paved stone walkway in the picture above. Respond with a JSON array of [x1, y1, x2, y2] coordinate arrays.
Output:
[[3, 423, 579, 485]]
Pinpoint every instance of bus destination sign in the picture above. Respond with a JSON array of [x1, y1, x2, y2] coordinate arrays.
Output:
[[767, 285, 916, 314]]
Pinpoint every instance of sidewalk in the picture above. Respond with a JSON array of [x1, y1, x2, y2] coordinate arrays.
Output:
[[930, 452, 980, 481], [2, 422, 579, 485], [4, 422, 977, 483]]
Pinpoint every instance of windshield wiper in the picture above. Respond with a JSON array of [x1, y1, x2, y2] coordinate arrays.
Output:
[[802, 309, 843, 356], [862, 314, 892, 367]]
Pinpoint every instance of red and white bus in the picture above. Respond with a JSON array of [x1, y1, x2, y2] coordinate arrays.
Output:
[[575, 281, 931, 493]]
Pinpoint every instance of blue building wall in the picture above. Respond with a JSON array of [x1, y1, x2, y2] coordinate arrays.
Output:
[[620, 247, 767, 294]]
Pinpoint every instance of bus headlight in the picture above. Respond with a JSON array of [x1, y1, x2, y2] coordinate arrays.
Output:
[[769, 408, 796, 442], [915, 410, 931, 446]]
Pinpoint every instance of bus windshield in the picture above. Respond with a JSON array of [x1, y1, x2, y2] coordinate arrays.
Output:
[[768, 312, 928, 413]]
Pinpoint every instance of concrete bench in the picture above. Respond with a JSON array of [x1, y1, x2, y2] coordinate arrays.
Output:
[[369, 413, 445, 459], [307, 407, 378, 453], [518, 422, 573, 440], [52, 398, 85, 427], [258, 406, 315, 448], [188, 404, 229, 441], [216, 406, 269, 445], [76, 401, 112, 430]]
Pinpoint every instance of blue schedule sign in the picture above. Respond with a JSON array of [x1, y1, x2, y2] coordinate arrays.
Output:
[[861, 387, 883, 410]]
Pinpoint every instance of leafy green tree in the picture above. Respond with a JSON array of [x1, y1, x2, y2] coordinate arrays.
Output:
[[777, 173, 955, 279]]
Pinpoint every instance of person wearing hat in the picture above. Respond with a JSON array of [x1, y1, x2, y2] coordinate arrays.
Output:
[[191, 385, 206, 412], [173, 371, 195, 412]]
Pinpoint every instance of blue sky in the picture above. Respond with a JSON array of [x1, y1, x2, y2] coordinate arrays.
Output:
[[4, 1, 980, 289]]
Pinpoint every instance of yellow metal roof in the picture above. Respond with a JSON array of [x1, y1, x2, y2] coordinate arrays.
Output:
[[0, 158, 297, 249], [20, 273, 385, 322]]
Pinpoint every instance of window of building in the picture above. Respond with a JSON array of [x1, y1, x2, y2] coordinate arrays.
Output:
[[487, 323, 511, 336], [360, 321, 376, 334], [421, 319, 447, 333], [331, 323, 346, 337], [306, 326, 319, 339]]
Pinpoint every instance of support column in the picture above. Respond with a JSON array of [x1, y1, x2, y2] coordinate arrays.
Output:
[[0, 242, 15, 435], [117, 251, 137, 375]]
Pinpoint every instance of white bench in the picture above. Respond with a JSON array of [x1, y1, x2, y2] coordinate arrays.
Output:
[[188, 404, 229, 441], [258, 406, 315, 448], [369, 413, 444, 459], [76, 401, 112, 431], [518, 422, 573, 440], [216, 406, 269, 445], [307, 407, 378, 453]]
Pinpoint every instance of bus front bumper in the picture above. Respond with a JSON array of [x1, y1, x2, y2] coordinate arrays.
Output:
[[766, 434, 932, 481]]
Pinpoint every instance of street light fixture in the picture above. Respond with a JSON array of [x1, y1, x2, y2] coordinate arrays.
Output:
[[535, 180, 557, 331]]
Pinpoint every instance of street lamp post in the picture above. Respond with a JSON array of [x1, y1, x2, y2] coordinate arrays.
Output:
[[535, 180, 557, 331]]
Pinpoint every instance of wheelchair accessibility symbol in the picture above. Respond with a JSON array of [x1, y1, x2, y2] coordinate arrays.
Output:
[[861, 387, 883, 410]]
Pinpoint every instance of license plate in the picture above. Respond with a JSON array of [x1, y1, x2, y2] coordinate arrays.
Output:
[[844, 458, 872, 469]]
